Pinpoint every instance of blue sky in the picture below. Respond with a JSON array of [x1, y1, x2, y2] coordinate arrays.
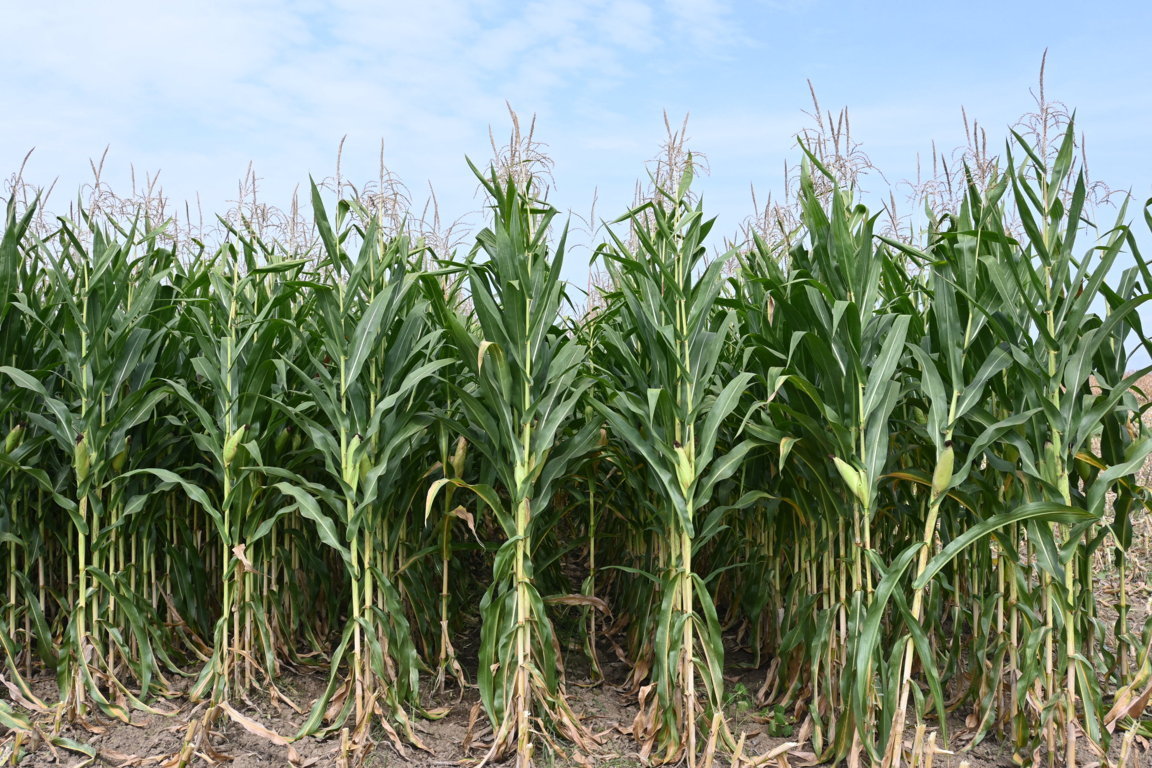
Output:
[[3, 0, 1151, 290]]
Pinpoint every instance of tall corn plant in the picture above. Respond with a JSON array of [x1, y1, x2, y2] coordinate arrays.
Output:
[[592, 166, 759, 766], [0, 198, 56, 737], [427, 165, 597, 766], [426, 272, 473, 697], [736, 159, 913, 761], [285, 187, 448, 752], [121, 231, 317, 768], [975, 124, 1152, 766], [0, 214, 176, 723], [171, 244, 304, 701], [875, 174, 1049, 766]]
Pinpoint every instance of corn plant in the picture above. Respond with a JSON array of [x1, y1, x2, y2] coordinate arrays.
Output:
[[974, 125, 1152, 766], [282, 187, 449, 753], [592, 164, 766, 766], [1, 215, 176, 723], [427, 165, 598, 766]]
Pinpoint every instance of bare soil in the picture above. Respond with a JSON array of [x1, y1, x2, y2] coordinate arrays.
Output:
[[11, 650, 1150, 768]]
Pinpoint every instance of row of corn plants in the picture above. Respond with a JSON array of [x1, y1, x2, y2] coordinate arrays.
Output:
[[2, 120, 1152, 768]]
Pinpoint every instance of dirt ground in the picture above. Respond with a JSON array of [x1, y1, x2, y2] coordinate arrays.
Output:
[[10, 646, 1150, 768], [1, 670, 992, 768]]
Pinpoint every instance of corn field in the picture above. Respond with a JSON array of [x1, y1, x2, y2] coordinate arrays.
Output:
[[2, 119, 1152, 768]]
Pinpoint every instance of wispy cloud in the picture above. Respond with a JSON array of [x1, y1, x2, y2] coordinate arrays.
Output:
[[664, 0, 747, 52]]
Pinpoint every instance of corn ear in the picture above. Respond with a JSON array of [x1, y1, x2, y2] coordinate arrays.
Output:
[[833, 456, 867, 506], [449, 436, 468, 477], [74, 434, 90, 486], [274, 426, 292, 454], [930, 444, 955, 499], [111, 436, 130, 474], [223, 424, 248, 467], [674, 444, 694, 493], [344, 433, 362, 491], [3, 422, 24, 453]]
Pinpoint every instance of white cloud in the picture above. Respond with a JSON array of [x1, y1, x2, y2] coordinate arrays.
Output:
[[0, 2, 666, 218], [664, 0, 747, 52]]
